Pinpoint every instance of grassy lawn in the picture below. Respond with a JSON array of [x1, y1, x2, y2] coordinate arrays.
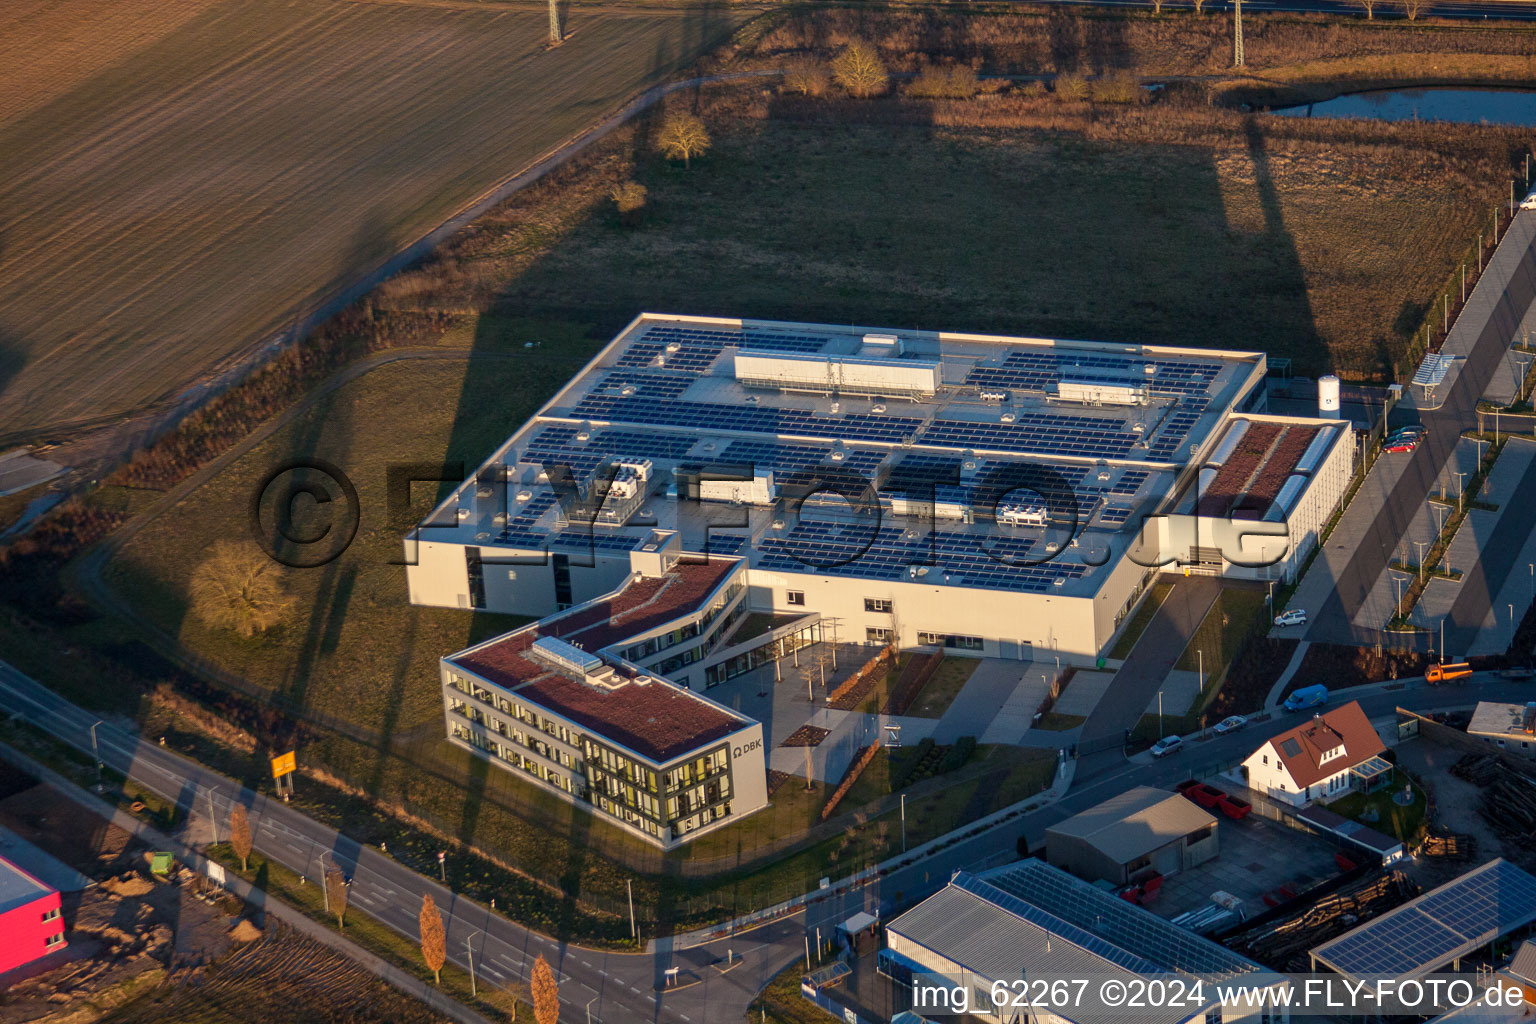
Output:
[[905, 657, 978, 719], [1111, 583, 1173, 660], [104, 357, 569, 741], [750, 960, 837, 1024], [1034, 712, 1087, 732], [1176, 588, 1270, 679], [1327, 782, 1428, 846]]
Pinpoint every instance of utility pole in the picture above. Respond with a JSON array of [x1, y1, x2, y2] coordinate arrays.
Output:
[[547, 0, 562, 44], [1233, 0, 1244, 67]]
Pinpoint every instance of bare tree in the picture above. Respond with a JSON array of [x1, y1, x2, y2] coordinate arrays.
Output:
[[1353, 0, 1378, 18], [1401, 0, 1424, 18], [531, 954, 560, 1024], [189, 540, 293, 638], [655, 113, 711, 169], [325, 863, 349, 929], [1191, 0, 1211, 13], [782, 56, 831, 97], [419, 893, 446, 985], [831, 38, 888, 98], [229, 803, 252, 872]]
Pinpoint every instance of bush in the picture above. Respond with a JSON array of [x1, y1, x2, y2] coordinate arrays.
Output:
[[891, 738, 936, 790], [1018, 80, 1049, 99], [1053, 71, 1090, 101], [609, 181, 647, 225], [1091, 71, 1144, 105], [908, 63, 979, 100], [939, 736, 976, 773], [782, 56, 831, 97]]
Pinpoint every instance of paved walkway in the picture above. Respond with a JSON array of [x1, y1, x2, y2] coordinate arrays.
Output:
[[1263, 640, 1312, 709], [1077, 576, 1220, 776], [935, 659, 1043, 744]]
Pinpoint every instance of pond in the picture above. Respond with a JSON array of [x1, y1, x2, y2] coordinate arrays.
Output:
[[1270, 87, 1536, 126]]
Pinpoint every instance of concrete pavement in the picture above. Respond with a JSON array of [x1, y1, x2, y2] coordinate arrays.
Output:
[[1296, 209, 1536, 650]]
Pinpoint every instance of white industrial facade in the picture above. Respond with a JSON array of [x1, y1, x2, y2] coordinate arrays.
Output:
[[407, 314, 1356, 668]]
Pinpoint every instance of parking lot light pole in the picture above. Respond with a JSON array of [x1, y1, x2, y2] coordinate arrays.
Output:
[[1415, 541, 1428, 582]]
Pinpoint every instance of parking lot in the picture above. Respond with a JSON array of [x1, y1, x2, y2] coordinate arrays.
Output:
[[1150, 793, 1348, 926]]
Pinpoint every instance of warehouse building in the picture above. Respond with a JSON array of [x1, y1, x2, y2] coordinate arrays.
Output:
[[0, 854, 65, 974], [1044, 786, 1219, 885], [441, 537, 767, 848], [882, 861, 1285, 1024], [1467, 701, 1536, 756], [407, 314, 1356, 665]]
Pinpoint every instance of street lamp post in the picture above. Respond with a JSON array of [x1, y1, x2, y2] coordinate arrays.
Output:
[[90, 720, 103, 791], [1415, 541, 1428, 582], [437, 850, 446, 883], [1453, 471, 1467, 511], [467, 932, 479, 997], [1158, 689, 1164, 738], [587, 995, 599, 1024]]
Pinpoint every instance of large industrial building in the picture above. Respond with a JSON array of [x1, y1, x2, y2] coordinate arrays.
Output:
[[412, 314, 1356, 843], [408, 314, 1354, 664]]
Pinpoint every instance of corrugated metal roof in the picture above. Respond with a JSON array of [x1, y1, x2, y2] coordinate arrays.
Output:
[[1506, 938, 1536, 985], [890, 886, 1194, 1024], [1045, 786, 1217, 865]]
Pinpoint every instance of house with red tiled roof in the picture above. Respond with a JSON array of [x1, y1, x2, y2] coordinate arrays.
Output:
[[1239, 701, 1391, 808]]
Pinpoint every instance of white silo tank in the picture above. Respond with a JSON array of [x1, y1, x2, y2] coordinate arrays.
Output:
[[1318, 375, 1341, 419]]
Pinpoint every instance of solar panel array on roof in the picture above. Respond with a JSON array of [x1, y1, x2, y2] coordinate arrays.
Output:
[[592, 369, 693, 399], [1145, 400, 1210, 462], [920, 415, 1140, 459], [616, 325, 830, 374], [1110, 469, 1151, 495], [977, 862, 1262, 978], [966, 351, 1223, 398], [757, 521, 1087, 592], [717, 441, 887, 485], [571, 395, 922, 445], [1312, 860, 1536, 980], [1098, 505, 1133, 526]]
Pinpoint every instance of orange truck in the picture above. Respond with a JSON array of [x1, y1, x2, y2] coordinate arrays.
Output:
[[1426, 661, 1473, 684]]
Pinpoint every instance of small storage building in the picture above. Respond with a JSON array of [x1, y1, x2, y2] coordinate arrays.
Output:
[[1044, 785, 1219, 885]]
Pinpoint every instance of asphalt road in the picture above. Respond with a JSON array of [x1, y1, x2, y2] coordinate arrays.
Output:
[[1308, 212, 1536, 651], [6, 655, 1531, 1024]]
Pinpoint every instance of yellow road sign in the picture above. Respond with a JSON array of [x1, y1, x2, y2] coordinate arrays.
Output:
[[271, 751, 297, 779]]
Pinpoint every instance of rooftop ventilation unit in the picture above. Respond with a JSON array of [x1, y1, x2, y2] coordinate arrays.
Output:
[[734, 351, 940, 397]]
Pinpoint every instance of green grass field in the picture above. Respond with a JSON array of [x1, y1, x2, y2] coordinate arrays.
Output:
[[0, 0, 749, 440]]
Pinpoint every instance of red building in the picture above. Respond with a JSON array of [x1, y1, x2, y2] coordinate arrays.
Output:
[[0, 854, 64, 974]]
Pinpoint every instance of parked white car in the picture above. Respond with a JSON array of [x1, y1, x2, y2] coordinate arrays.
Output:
[[1274, 608, 1307, 627], [1521, 190, 1536, 212], [1150, 735, 1184, 758], [1214, 715, 1248, 735]]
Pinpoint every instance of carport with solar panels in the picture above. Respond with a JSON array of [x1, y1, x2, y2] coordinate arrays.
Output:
[[1310, 859, 1536, 982], [404, 314, 1276, 659]]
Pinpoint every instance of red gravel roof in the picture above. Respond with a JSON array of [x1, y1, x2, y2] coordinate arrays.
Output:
[[447, 557, 746, 762], [514, 670, 742, 762], [1198, 422, 1321, 520], [544, 558, 738, 651]]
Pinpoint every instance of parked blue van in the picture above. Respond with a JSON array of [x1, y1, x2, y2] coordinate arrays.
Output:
[[1282, 684, 1329, 712]]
